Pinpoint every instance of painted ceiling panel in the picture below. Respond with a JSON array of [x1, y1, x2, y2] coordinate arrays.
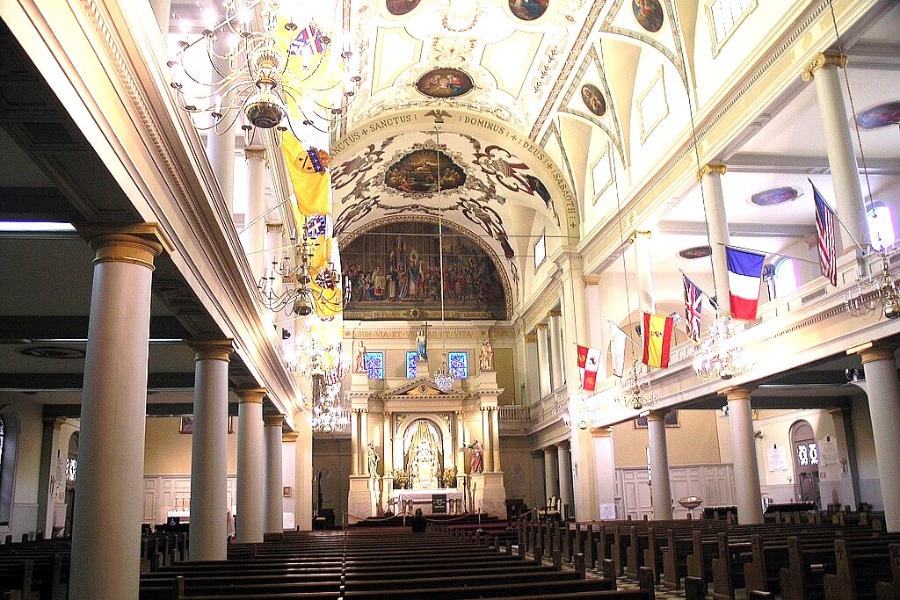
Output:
[[481, 30, 545, 97], [372, 27, 425, 95]]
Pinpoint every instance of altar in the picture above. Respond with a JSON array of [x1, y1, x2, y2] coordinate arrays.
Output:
[[391, 489, 465, 515]]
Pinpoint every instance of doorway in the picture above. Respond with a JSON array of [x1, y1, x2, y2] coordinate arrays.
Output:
[[790, 421, 820, 508]]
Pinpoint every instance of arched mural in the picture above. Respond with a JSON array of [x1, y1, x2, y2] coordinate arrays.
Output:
[[341, 219, 509, 320]]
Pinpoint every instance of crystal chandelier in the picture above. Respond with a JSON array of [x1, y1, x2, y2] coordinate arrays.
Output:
[[845, 251, 900, 319], [309, 372, 350, 433], [167, 0, 360, 136], [693, 315, 752, 380], [618, 364, 658, 410]]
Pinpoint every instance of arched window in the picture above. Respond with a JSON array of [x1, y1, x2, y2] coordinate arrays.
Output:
[[0, 407, 19, 526], [773, 258, 798, 298], [868, 205, 895, 251]]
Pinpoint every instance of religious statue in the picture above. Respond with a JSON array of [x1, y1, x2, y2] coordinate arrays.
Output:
[[469, 439, 484, 473], [355, 341, 366, 372], [367, 442, 380, 477], [416, 328, 427, 362], [410, 439, 439, 489], [479, 339, 494, 371]]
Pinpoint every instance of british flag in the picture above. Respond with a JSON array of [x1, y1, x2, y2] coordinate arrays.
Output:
[[289, 24, 326, 56], [683, 274, 703, 342], [306, 215, 328, 239], [315, 270, 336, 290]]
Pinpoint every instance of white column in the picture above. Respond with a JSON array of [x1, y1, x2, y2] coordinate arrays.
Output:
[[592, 427, 617, 519], [455, 412, 466, 475], [188, 340, 233, 560], [855, 345, 900, 531], [382, 412, 393, 474], [803, 53, 869, 253], [350, 411, 359, 476], [525, 333, 541, 404], [827, 407, 860, 510], [491, 408, 501, 472], [206, 55, 236, 216], [584, 276, 606, 378], [244, 148, 268, 283], [264, 414, 285, 534], [293, 420, 314, 531], [647, 410, 673, 519], [149, 0, 171, 33], [236, 388, 266, 542], [549, 311, 565, 389], [633, 230, 655, 313], [723, 387, 763, 524], [699, 164, 731, 313], [557, 442, 574, 517], [536, 324, 552, 398], [543, 447, 559, 499], [37, 417, 65, 538], [481, 408, 493, 472], [70, 232, 163, 600], [360, 410, 369, 462]]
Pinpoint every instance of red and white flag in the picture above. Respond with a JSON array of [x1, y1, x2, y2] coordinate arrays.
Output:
[[576, 345, 603, 392]]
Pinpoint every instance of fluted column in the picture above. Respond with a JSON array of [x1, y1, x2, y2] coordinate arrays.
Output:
[[699, 164, 731, 312], [549, 311, 565, 389], [236, 388, 266, 542], [647, 410, 673, 519], [853, 344, 900, 530], [70, 230, 165, 600], [543, 447, 559, 499], [723, 387, 763, 524], [264, 414, 284, 534], [524, 333, 541, 404], [244, 148, 268, 282], [803, 53, 869, 253], [491, 408, 501, 472], [557, 442, 574, 518], [633, 230, 655, 313], [536, 324, 552, 398], [350, 410, 359, 475], [188, 339, 234, 560]]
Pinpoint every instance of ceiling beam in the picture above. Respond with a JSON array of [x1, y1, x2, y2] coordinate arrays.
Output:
[[656, 221, 816, 239]]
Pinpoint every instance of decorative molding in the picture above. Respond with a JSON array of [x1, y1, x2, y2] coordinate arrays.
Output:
[[697, 163, 728, 180], [801, 52, 848, 82]]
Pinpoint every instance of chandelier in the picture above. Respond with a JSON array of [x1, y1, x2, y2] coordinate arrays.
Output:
[[167, 0, 360, 136], [693, 315, 752, 380], [618, 364, 658, 410], [845, 251, 900, 319], [291, 337, 350, 432], [309, 369, 350, 433]]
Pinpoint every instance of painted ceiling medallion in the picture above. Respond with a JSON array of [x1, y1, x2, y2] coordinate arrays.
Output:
[[20, 346, 86, 359], [509, 0, 549, 21], [415, 68, 474, 99], [855, 100, 900, 130], [385, 0, 421, 16], [580, 84, 606, 116], [750, 186, 801, 206], [385, 149, 467, 194], [678, 246, 712, 259], [632, 0, 664, 33]]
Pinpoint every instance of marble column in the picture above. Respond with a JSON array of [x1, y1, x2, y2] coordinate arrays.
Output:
[[557, 442, 574, 518], [188, 339, 234, 560], [491, 408, 501, 472], [591, 427, 617, 519], [826, 407, 860, 510], [633, 230, 655, 313], [481, 409, 493, 472], [206, 54, 236, 217], [70, 230, 164, 600], [244, 148, 268, 283], [647, 410, 673, 519], [584, 275, 606, 379], [236, 388, 266, 542], [382, 412, 393, 474], [350, 410, 359, 476], [360, 410, 369, 472], [543, 447, 559, 500], [854, 344, 900, 530], [699, 164, 731, 313], [149, 0, 171, 34], [803, 53, 869, 253], [549, 311, 565, 389], [293, 420, 314, 531], [524, 333, 541, 404], [455, 412, 466, 475], [264, 414, 285, 534], [723, 387, 763, 524], [536, 324, 552, 398]]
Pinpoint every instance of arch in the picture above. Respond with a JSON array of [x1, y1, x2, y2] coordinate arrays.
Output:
[[0, 406, 20, 526], [773, 257, 798, 298], [789, 419, 820, 508]]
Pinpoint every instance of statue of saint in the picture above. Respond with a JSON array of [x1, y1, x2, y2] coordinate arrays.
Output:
[[479, 339, 494, 371], [469, 439, 484, 473], [416, 328, 427, 362], [367, 442, 380, 477], [355, 341, 366, 372]]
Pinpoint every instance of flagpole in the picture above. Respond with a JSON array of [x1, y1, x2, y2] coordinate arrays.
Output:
[[713, 242, 821, 266], [678, 268, 734, 320], [808, 178, 869, 254]]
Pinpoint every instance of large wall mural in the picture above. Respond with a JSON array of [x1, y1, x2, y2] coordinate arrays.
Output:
[[341, 219, 510, 321]]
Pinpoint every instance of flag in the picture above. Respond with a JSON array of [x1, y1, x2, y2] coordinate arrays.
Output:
[[288, 23, 326, 56], [683, 274, 703, 342], [281, 131, 331, 218], [812, 181, 838, 286], [576, 345, 602, 392], [608, 321, 628, 377], [725, 246, 766, 320], [641, 312, 674, 368]]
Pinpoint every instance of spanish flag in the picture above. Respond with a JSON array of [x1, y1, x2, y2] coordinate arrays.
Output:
[[281, 130, 331, 217], [641, 312, 674, 369]]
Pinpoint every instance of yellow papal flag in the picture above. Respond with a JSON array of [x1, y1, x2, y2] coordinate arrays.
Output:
[[281, 130, 331, 217]]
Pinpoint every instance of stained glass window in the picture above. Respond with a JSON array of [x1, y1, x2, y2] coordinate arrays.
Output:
[[365, 352, 384, 380], [448, 351, 468, 379], [406, 351, 418, 379], [796, 442, 818, 467]]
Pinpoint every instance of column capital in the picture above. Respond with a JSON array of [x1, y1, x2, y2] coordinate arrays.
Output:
[[236, 387, 267, 404], [802, 52, 848, 82], [859, 346, 896, 365], [543, 446, 555, 455], [535, 322, 550, 331], [583, 274, 601, 285], [282, 431, 299, 442], [549, 309, 562, 317], [524, 333, 538, 343], [265, 222, 283, 233], [188, 339, 234, 362], [244, 147, 267, 161], [697, 163, 728, 180], [719, 386, 753, 402], [86, 225, 173, 271], [646, 409, 670, 422], [590, 426, 613, 438], [555, 250, 584, 274], [556, 440, 570, 450], [263, 414, 285, 427], [43, 416, 67, 429]]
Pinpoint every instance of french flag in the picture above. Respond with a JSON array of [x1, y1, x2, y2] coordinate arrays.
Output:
[[725, 246, 766, 320]]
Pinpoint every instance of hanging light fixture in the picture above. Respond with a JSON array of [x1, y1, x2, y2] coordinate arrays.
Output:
[[167, 0, 360, 138], [618, 364, 658, 410], [693, 314, 752, 380], [845, 251, 900, 319], [432, 124, 454, 393]]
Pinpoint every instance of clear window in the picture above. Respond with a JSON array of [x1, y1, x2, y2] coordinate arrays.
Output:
[[448, 352, 468, 379], [708, 0, 756, 49], [773, 258, 797, 297], [868, 205, 895, 251], [533, 234, 546, 270]]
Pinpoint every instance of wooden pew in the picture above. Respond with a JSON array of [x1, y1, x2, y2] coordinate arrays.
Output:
[[823, 539, 897, 600]]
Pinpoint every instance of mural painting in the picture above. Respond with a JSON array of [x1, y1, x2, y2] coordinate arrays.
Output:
[[750, 186, 800, 206], [632, 0, 664, 33], [856, 101, 900, 130], [581, 84, 607, 116], [508, 0, 549, 21], [341, 221, 507, 320], [385, 0, 420, 15], [385, 148, 466, 194], [415, 68, 474, 99]]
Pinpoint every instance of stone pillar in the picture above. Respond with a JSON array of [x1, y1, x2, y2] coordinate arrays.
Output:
[[699, 164, 731, 313], [536, 324, 552, 398], [543, 447, 559, 500], [293, 420, 314, 530], [549, 311, 565, 389], [206, 55, 236, 216], [481, 408, 493, 472], [723, 387, 763, 524], [264, 414, 285, 534], [853, 344, 900, 530], [244, 148, 268, 283], [557, 442, 574, 518], [827, 407, 860, 510], [584, 275, 606, 378], [591, 427, 617, 519], [382, 412, 393, 474], [633, 231, 655, 313], [350, 410, 359, 476], [37, 418, 66, 538], [455, 412, 466, 475], [360, 410, 369, 472], [149, 0, 171, 33], [647, 410, 673, 519], [188, 339, 233, 560], [236, 388, 266, 542], [803, 53, 869, 253], [491, 409, 501, 472], [525, 333, 541, 404], [70, 230, 164, 600]]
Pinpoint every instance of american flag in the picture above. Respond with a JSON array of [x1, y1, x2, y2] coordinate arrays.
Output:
[[289, 24, 326, 56], [306, 215, 328, 238], [683, 274, 703, 342], [812, 181, 838, 286]]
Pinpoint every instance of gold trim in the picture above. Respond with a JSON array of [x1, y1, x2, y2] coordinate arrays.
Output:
[[244, 148, 267, 161], [697, 163, 727, 181], [858, 346, 896, 365], [237, 387, 267, 403], [719, 386, 752, 401], [264, 414, 286, 427], [282, 431, 299, 442], [524, 333, 538, 343], [266, 222, 284, 232], [802, 52, 847, 82], [89, 233, 163, 271], [583, 275, 601, 285], [188, 339, 234, 362]]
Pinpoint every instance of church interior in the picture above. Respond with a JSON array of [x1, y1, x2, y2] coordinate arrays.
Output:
[[0, 0, 899, 598]]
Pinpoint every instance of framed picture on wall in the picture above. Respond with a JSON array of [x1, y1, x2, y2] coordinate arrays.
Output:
[[634, 410, 679, 429], [179, 416, 236, 434], [283, 486, 292, 498]]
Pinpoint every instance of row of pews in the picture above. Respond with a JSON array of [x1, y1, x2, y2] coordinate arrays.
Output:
[[139, 527, 654, 600], [514, 510, 900, 600]]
